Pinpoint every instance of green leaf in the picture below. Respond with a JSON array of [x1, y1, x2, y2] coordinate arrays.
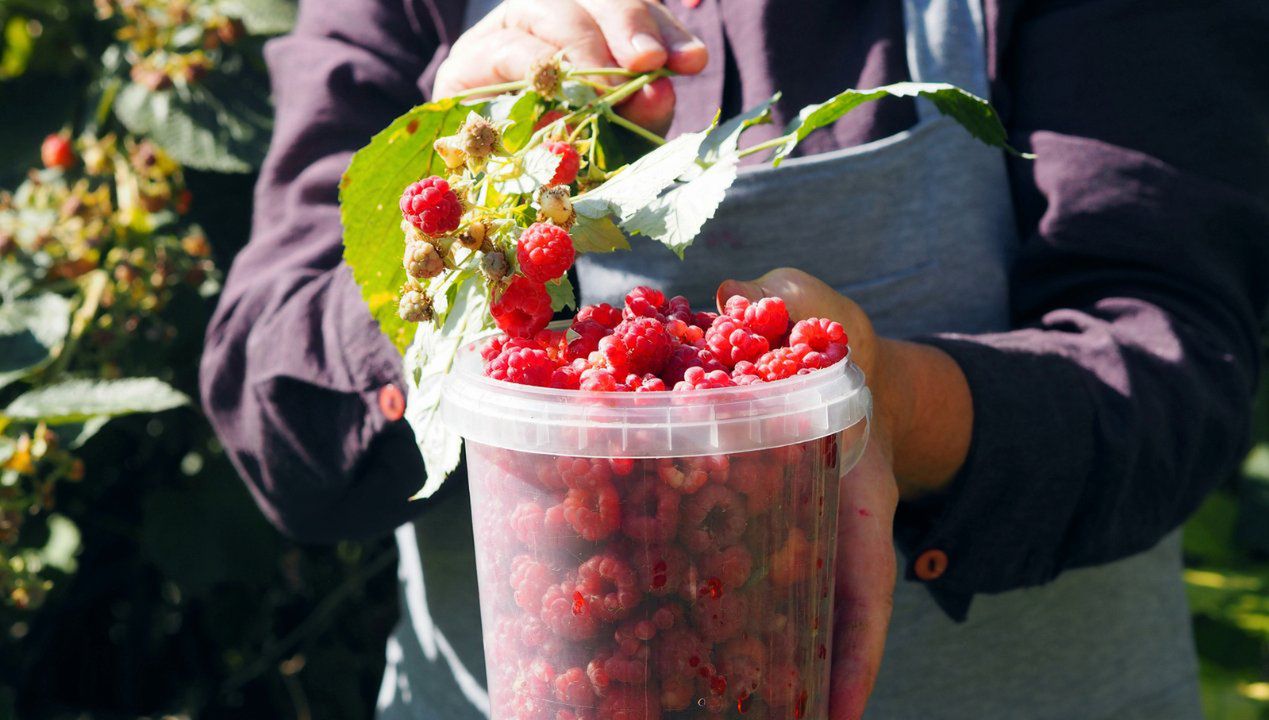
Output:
[[547, 274, 576, 312], [113, 67, 273, 173], [404, 277, 490, 499], [561, 81, 598, 109], [774, 82, 1027, 165], [340, 97, 483, 354], [488, 145, 561, 196], [0, 292, 70, 391], [493, 91, 542, 153], [570, 213, 629, 254], [699, 94, 777, 164], [574, 129, 709, 222], [2, 377, 188, 424], [216, 0, 297, 35], [0, 15, 34, 79], [622, 155, 739, 258]]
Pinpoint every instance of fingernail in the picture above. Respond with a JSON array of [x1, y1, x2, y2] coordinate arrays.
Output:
[[670, 38, 706, 55], [630, 33, 666, 56]]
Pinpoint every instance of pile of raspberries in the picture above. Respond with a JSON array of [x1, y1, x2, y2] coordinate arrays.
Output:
[[483, 286, 849, 391], [474, 433, 841, 719]]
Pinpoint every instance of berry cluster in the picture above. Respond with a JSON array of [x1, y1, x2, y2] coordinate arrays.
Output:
[[471, 431, 843, 719], [480, 288, 848, 391], [394, 86, 588, 332]]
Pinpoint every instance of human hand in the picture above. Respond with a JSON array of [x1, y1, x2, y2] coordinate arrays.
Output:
[[718, 269, 897, 719], [433, 0, 709, 133], [718, 267, 977, 717]]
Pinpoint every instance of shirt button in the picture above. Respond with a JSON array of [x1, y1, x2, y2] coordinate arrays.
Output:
[[378, 384, 405, 421], [914, 549, 949, 581]]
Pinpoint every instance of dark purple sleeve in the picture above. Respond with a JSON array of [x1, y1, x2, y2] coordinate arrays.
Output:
[[896, 0, 1269, 617], [199, 0, 462, 543]]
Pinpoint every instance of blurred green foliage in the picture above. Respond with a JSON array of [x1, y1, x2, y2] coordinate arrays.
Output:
[[0, 1, 400, 718], [1185, 377, 1269, 719]]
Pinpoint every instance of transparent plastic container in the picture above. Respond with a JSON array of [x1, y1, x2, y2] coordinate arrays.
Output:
[[442, 336, 871, 719]]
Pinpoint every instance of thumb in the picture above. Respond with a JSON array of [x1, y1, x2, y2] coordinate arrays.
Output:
[[716, 278, 765, 311]]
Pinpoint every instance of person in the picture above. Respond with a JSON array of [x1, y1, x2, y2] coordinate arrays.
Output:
[[199, 0, 1269, 717]]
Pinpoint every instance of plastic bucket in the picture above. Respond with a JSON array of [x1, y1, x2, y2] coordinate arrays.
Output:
[[442, 336, 871, 719]]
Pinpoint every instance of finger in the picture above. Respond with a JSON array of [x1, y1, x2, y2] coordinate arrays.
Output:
[[646, 2, 709, 74], [719, 268, 850, 322], [502, 0, 617, 73], [829, 440, 898, 720], [576, 0, 673, 72], [615, 76, 676, 134], [436, 28, 559, 98]]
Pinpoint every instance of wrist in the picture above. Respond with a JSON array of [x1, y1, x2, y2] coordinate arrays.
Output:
[[868, 338, 972, 500]]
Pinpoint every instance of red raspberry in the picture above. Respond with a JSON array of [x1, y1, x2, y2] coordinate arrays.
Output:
[[790, 317, 848, 351], [664, 318, 704, 345], [576, 302, 622, 329], [700, 544, 754, 590], [492, 276, 553, 337], [654, 627, 712, 681], [511, 501, 547, 545], [705, 317, 769, 367], [517, 222, 575, 283], [400, 176, 462, 236], [533, 108, 570, 132], [727, 455, 782, 513], [624, 286, 667, 319], [556, 456, 613, 490], [718, 637, 767, 702], [550, 359, 587, 389], [481, 334, 536, 362], [754, 347, 802, 382], [544, 141, 581, 186], [692, 310, 718, 329], [487, 345, 555, 386], [41, 134, 75, 170], [770, 528, 812, 587], [562, 479, 621, 541], [672, 366, 735, 392], [632, 543, 689, 597], [626, 374, 667, 392], [661, 344, 726, 386], [656, 457, 709, 495], [611, 317, 673, 375], [693, 591, 748, 643], [724, 295, 790, 342], [577, 553, 642, 622], [566, 319, 609, 359], [603, 648, 650, 684], [621, 477, 681, 542], [534, 328, 569, 361], [598, 686, 661, 720], [541, 583, 599, 640], [579, 366, 620, 392], [664, 295, 694, 324], [554, 666, 594, 706], [591, 335, 631, 377], [511, 555, 554, 613], [679, 484, 748, 553]]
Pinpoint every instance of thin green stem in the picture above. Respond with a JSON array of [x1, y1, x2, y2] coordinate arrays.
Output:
[[568, 67, 641, 78], [448, 79, 528, 101], [604, 110, 666, 146], [736, 133, 795, 159]]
